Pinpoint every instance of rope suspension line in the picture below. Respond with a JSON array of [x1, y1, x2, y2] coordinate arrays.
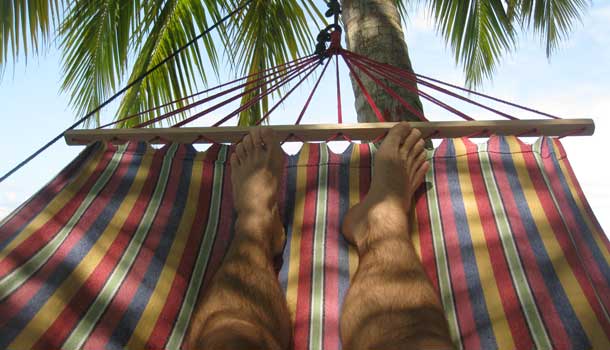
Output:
[[0, 0, 254, 184], [4, 0, 595, 186]]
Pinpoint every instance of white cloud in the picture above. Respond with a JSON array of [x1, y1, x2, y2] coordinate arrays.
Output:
[[0, 207, 9, 221], [5, 191, 17, 202]]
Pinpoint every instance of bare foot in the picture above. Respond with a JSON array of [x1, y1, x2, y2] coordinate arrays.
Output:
[[342, 122, 429, 251], [230, 127, 286, 258]]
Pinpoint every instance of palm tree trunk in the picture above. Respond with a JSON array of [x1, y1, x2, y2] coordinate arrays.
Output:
[[342, 0, 423, 122]]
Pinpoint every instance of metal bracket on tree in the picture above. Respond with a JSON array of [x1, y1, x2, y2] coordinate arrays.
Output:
[[315, 0, 343, 62]]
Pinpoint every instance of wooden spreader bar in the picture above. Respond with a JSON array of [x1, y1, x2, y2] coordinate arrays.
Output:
[[65, 119, 594, 145]]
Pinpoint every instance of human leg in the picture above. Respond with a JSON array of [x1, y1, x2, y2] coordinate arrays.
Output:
[[340, 123, 453, 350], [185, 128, 291, 350]]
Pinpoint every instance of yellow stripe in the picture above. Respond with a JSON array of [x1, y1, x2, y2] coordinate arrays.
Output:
[[286, 144, 309, 321], [126, 154, 205, 349], [508, 137, 607, 346], [347, 145, 360, 280], [552, 140, 610, 265], [10, 152, 152, 350], [454, 139, 515, 349], [0, 147, 106, 260], [411, 204, 421, 259]]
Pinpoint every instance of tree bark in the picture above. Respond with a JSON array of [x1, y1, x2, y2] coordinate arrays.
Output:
[[342, 0, 424, 122]]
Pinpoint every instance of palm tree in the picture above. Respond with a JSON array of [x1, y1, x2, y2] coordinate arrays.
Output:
[[0, 0, 589, 126]]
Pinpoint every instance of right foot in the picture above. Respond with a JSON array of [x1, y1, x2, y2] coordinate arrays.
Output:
[[342, 122, 429, 251], [230, 128, 286, 259]]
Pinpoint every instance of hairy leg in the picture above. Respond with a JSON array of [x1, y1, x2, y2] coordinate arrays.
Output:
[[185, 128, 291, 350], [340, 123, 453, 350]]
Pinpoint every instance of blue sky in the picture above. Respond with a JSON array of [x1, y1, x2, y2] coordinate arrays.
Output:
[[1, 1, 609, 234]]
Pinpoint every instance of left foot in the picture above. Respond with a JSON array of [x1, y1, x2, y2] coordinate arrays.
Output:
[[230, 127, 286, 258], [342, 122, 429, 251]]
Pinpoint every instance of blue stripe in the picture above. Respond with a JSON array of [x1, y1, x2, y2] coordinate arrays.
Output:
[[279, 151, 299, 292], [0, 142, 146, 349], [109, 146, 196, 349], [444, 140, 497, 349], [497, 137, 589, 349], [545, 138, 610, 288]]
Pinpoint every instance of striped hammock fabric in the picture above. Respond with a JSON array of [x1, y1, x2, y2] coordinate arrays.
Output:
[[0, 136, 609, 349]]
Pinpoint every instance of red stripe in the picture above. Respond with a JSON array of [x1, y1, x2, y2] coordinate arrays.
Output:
[[358, 144, 371, 199], [536, 140, 610, 321], [35, 151, 163, 348], [293, 144, 319, 350], [415, 187, 439, 292], [466, 143, 534, 348], [83, 147, 186, 347], [0, 149, 114, 278], [433, 140, 481, 350], [0, 150, 128, 327], [323, 150, 340, 350], [147, 147, 221, 349], [487, 137, 569, 346], [0, 146, 94, 242], [200, 163, 233, 290], [548, 139, 609, 253]]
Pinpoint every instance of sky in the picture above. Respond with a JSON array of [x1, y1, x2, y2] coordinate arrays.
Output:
[[0, 1, 609, 235]]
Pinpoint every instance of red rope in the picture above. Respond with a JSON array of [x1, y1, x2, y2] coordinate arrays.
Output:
[[464, 129, 491, 138], [558, 127, 587, 139], [340, 53, 386, 122], [99, 54, 316, 129], [336, 55, 343, 124], [348, 53, 473, 121], [171, 58, 318, 128], [295, 58, 331, 125], [516, 128, 539, 137], [414, 73, 561, 119], [345, 51, 519, 121], [372, 132, 387, 144], [281, 132, 306, 145], [344, 53, 427, 121], [256, 60, 322, 125], [211, 60, 319, 127], [425, 129, 441, 139], [142, 57, 317, 128], [326, 132, 353, 142]]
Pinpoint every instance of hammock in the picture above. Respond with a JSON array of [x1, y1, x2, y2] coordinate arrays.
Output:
[[1, 136, 609, 349], [1, 8, 608, 348]]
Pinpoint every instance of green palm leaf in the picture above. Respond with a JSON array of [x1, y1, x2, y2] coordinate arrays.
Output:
[[518, 0, 589, 55], [0, 0, 63, 74], [59, 0, 140, 126], [220, 0, 324, 126], [427, 0, 515, 87], [115, 0, 222, 127]]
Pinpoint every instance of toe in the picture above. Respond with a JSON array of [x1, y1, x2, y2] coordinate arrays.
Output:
[[236, 142, 247, 161], [251, 127, 264, 149], [409, 150, 427, 180], [413, 162, 429, 188], [406, 139, 425, 172], [402, 128, 422, 153], [230, 152, 240, 168], [243, 133, 255, 154], [384, 122, 411, 149], [260, 127, 277, 148]]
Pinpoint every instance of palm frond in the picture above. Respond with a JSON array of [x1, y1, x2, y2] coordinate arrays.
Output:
[[518, 0, 589, 56], [221, 0, 324, 126], [115, 0, 223, 127], [59, 0, 140, 126], [427, 0, 515, 87], [0, 0, 64, 75]]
